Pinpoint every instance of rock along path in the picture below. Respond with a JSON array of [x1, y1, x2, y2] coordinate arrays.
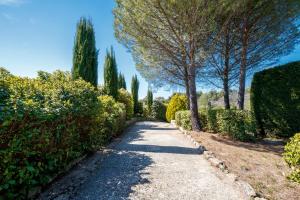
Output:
[[40, 121, 248, 200]]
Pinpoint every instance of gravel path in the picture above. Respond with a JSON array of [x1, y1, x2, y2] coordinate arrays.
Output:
[[40, 121, 248, 200]]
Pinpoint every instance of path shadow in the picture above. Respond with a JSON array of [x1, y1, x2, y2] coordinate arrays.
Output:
[[72, 150, 153, 200], [124, 144, 201, 155], [209, 134, 284, 156]]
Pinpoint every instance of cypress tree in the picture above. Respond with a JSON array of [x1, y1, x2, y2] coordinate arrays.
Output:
[[118, 73, 127, 90], [104, 47, 118, 98], [72, 17, 98, 87], [131, 75, 139, 114], [147, 88, 153, 111]]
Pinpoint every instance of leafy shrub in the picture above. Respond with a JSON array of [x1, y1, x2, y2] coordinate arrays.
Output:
[[217, 109, 256, 141], [175, 111, 192, 130], [0, 70, 126, 199], [166, 94, 188, 122], [98, 95, 126, 136], [206, 108, 220, 132], [251, 61, 300, 138], [150, 100, 166, 121], [283, 133, 300, 183], [117, 88, 134, 119], [175, 108, 256, 142]]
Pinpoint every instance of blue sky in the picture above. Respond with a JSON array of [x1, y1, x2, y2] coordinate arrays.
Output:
[[0, 0, 299, 99]]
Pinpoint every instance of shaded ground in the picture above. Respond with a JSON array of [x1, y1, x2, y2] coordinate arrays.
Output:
[[40, 121, 248, 200], [191, 131, 300, 200]]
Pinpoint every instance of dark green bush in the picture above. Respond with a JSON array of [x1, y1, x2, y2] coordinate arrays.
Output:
[[283, 133, 300, 183], [0, 70, 126, 199], [150, 100, 166, 121], [251, 61, 300, 138]]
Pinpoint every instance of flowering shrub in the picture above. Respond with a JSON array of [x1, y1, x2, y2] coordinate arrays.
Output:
[[0, 70, 126, 199]]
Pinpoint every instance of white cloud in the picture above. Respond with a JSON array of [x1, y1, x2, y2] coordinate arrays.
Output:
[[0, 0, 25, 6]]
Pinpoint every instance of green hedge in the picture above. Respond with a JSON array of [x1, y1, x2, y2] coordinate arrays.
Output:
[[251, 61, 300, 138], [0, 70, 126, 199], [175, 109, 256, 141], [283, 133, 300, 183]]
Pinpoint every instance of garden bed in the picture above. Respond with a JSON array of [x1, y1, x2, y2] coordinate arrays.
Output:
[[190, 131, 300, 200]]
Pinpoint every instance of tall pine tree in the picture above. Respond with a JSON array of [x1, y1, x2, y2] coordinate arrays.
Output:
[[131, 75, 139, 114], [104, 47, 118, 99], [72, 17, 98, 87]]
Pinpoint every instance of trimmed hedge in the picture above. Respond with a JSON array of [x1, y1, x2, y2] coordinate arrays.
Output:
[[0, 70, 126, 199], [175, 109, 256, 141], [166, 94, 188, 122], [251, 61, 300, 138], [283, 133, 300, 183]]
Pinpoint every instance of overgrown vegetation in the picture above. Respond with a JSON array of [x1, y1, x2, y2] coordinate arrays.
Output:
[[284, 133, 300, 183], [0, 70, 126, 199], [150, 100, 166, 121], [251, 62, 300, 138]]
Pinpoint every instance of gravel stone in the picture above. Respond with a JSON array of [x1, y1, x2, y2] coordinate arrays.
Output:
[[40, 121, 248, 200]]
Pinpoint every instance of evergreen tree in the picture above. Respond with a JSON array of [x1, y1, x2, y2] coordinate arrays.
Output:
[[131, 75, 139, 114], [147, 88, 153, 111], [104, 47, 118, 98], [72, 17, 98, 87], [118, 73, 127, 89]]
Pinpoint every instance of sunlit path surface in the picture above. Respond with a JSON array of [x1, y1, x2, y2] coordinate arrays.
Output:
[[71, 121, 246, 200]]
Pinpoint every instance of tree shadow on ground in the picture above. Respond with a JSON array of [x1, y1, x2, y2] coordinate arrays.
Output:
[[72, 150, 153, 200], [208, 134, 284, 156]]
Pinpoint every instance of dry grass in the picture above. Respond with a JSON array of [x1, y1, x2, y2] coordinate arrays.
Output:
[[191, 131, 300, 200]]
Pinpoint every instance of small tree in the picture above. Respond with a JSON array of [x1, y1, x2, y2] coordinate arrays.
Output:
[[131, 75, 139, 114], [147, 88, 153, 111], [104, 47, 118, 99], [118, 72, 126, 89], [72, 17, 98, 87]]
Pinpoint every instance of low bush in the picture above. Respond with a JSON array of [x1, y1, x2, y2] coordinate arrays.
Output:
[[166, 94, 188, 122], [283, 133, 300, 183], [0, 70, 126, 199], [117, 88, 134, 119], [216, 109, 256, 142], [175, 108, 256, 142], [150, 100, 166, 121]]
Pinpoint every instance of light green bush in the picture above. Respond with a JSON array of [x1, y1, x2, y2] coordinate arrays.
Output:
[[0, 69, 126, 199], [117, 88, 134, 119], [166, 94, 188, 122], [283, 133, 300, 183]]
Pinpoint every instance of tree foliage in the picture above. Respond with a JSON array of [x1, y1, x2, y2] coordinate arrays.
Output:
[[118, 72, 126, 89], [131, 75, 139, 114], [147, 88, 153, 111], [72, 17, 98, 87], [104, 47, 118, 99], [166, 94, 188, 122]]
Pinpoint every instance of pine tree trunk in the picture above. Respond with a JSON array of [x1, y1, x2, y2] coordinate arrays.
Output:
[[224, 29, 230, 109], [184, 69, 190, 110], [238, 20, 249, 110], [187, 65, 201, 131]]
